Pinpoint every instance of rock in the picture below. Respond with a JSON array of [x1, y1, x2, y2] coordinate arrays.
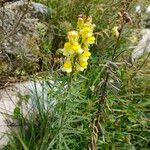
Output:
[[0, 81, 31, 148], [146, 5, 150, 14], [0, 0, 49, 74], [0, 0, 48, 53], [0, 79, 57, 148], [32, 2, 48, 14], [132, 29, 150, 61]]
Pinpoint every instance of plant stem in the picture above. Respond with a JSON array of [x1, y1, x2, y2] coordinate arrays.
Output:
[[88, 70, 109, 150], [88, 10, 126, 150]]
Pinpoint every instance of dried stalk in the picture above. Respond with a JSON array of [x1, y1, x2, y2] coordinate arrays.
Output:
[[87, 2, 133, 148], [88, 69, 109, 150]]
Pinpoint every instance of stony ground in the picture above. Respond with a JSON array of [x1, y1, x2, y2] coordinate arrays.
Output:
[[132, 29, 150, 60]]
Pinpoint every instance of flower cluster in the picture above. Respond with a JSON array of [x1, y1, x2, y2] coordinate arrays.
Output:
[[61, 15, 96, 73]]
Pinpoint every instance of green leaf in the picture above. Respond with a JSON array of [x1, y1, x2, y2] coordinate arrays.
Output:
[[13, 106, 21, 119]]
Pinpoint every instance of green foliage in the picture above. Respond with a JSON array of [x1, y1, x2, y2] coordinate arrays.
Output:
[[2, 0, 150, 150]]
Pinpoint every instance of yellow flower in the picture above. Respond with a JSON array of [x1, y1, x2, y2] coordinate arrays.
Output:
[[78, 60, 88, 68], [62, 59, 72, 73], [71, 42, 83, 54], [79, 51, 91, 61], [80, 27, 93, 38], [63, 42, 74, 56], [63, 42, 83, 56], [67, 31, 79, 42], [82, 51, 91, 57], [84, 23, 95, 31], [84, 36, 95, 45]]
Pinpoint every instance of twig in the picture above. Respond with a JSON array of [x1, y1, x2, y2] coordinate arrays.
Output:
[[88, 1, 134, 148]]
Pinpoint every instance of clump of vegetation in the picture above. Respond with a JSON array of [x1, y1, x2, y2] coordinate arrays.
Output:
[[1, 0, 150, 150]]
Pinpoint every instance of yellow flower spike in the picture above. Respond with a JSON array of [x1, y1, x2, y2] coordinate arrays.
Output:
[[61, 15, 95, 73], [67, 31, 79, 42], [62, 59, 72, 73]]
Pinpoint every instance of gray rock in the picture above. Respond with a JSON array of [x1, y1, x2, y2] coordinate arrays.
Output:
[[0, 79, 57, 148], [132, 29, 150, 61], [0, 0, 48, 56], [32, 2, 48, 14]]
